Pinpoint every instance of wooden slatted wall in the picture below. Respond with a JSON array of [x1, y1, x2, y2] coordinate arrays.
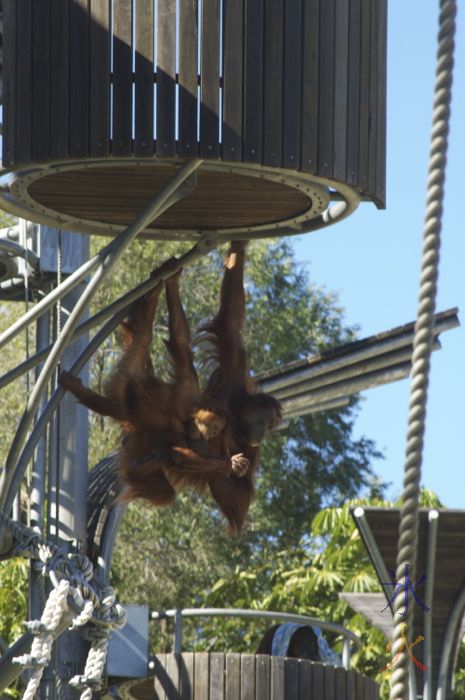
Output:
[[2, 0, 387, 207], [150, 653, 380, 699]]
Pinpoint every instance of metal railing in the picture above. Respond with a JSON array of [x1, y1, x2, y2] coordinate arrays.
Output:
[[150, 607, 360, 670]]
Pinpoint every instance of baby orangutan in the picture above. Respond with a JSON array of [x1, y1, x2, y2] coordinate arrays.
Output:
[[59, 264, 249, 510]]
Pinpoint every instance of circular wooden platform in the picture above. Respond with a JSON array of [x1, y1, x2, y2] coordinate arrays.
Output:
[[0, 159, 354, 241]]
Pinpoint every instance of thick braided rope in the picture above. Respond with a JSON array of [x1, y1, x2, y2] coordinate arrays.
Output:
[[389, 2, 456, 699], [14, 579, 70, 700]]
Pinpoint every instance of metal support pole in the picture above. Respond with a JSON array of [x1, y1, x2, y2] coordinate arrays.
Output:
[[423, 510, 439, 700], [173, 610, 183, 655], [0, 159, 202, 510]]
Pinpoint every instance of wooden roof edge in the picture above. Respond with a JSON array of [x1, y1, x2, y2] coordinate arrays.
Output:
[[257, 307, 459, 383]]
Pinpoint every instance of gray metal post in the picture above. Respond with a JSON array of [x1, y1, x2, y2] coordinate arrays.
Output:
[[43, 229, 90, 699]]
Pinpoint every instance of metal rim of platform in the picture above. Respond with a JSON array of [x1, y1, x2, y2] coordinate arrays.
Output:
[[0, 158, 361, 241]]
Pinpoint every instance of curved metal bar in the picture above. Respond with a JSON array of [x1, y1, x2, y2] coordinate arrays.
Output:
[[0, 159, 202, 510], [436, 584, 465, 700], [0, 237, 40, 269], [0, 237, 215, 513], [150, 607, 360, 669]]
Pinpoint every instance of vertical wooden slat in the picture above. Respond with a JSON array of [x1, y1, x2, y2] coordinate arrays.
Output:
[[346, 0, 361, 186], [165, 653, 180, 699], [225, 653, 240, 700], [243, 0, 264, 163], [50, 0, 70, 161], [90, 0, 110, 157], [194, 652, 209, 700], [355, 669, 366, 700], [241, 654, 255, 700], [154, 653, 167, 700], [181, 652, 195, 700], [112, 0, 133, 156], [178, 0, 199, 156], [312, 663, 324, 696], [32, 0, 50, 161], [367, 0, 380, 197], [270, 657, 285, 700], [285, 658, 299, 697], [333, 0, 349, 182], [15, 0, 33, 164], [283, 0, 302, 169], [209, 653, 225, 700], [222, 0, 244, 161], [358, 0, 372, 193], [200, 0, 220, 157], [3, 0, 18, 166], [301, 0, 319, 174], [335, 667, 346, 699], [263, 0, 284, 167], [375, 0, 388, 207], [325, 666, 337, 700], [69, 0, 90, 158], [318, 0, 335, 178], [256, 654, 270, 700], [135, 0, 154, 156], [346, 669, 357, 700], [156, 0, 176, 156], [299, 660, 312, 698]]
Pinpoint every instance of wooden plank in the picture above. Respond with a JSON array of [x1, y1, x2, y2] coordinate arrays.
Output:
[[270, 657, 285, 700], [283, 0, 302, 169], [225, 653, 240, 700], [222, 0, 244, 161], [325, 665, 336, 700], [134, 0, 154, 156], [346, 0, 361, 186], [156, 0, 176, 156], [69, 0, 90, 158], [312, 663, 324, 696], [165, 653, 181, 699], [299, 660, 312, 698], [301, 0, 320, 174], [194, 652, 209, 700], [256, 654, 270, 700], [367, 0, 379, 197], [285, 658, 299, 698], [243, 0, 264, 163], [15, 0, 33, 164], [50, 0, 70, 161], [178, 0, 199, 156], [263, 0, 284, 167], [241, 654, 255, 700], [346, 670, 357, 700], [200, 0, 220, 157], [154, 653, 167, 700], [2, 0, 18, 166], [358, 0, 372, 193], [90, 0, 111, 157], [112, 0, 133, 156], [181, 652, 195, 700], [32, 0, 50, 161], [335, 667, 346, 699], [355, 670, 366, 700], [318, 0, 335, 178], [333, 0, 349, 182], [375, 0, 388, 207], [209, 652, 225, 700]]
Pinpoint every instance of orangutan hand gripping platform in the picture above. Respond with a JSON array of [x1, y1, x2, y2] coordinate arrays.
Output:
[[60, 244, 281, 532]]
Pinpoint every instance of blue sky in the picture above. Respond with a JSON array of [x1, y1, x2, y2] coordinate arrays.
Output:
[[292, 1, 464, 507]]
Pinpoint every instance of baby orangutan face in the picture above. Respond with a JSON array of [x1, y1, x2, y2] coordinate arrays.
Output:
[[192, 408, 226, 440]]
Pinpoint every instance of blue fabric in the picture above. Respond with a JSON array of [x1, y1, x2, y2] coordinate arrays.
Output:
[[270, 622, 342, 667]]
